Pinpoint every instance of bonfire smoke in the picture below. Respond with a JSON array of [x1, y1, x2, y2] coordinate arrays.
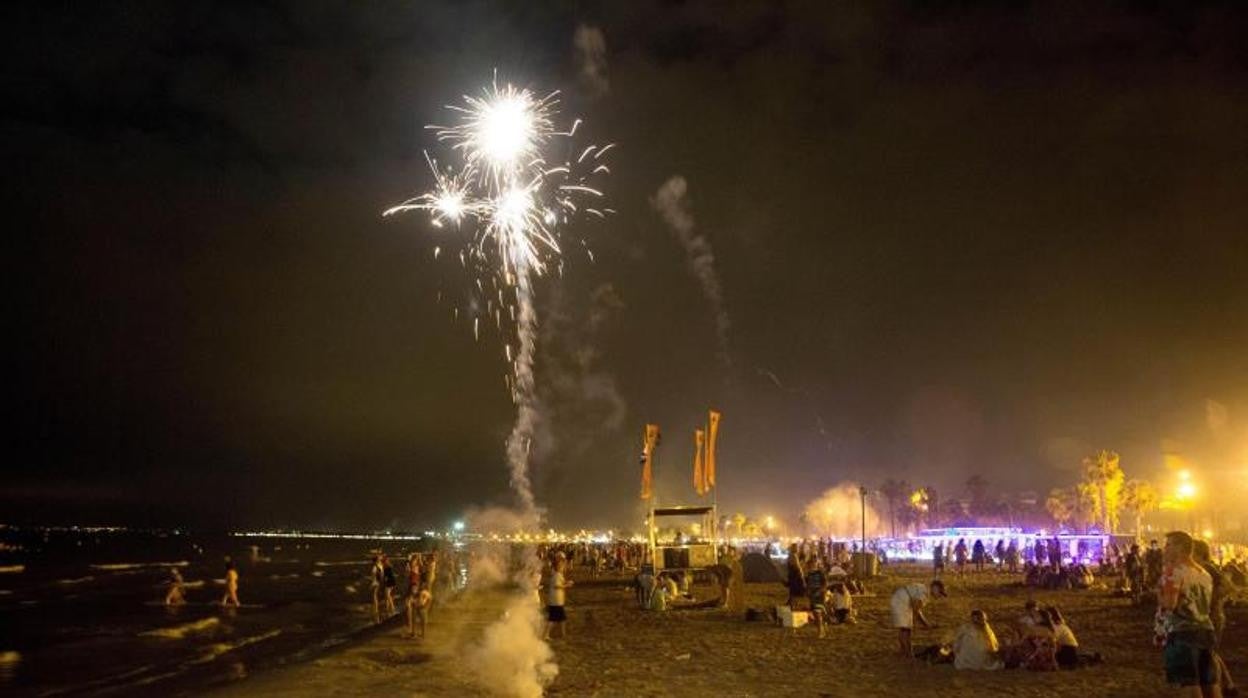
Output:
[[651, 176, 731, 368], [573, 25, 609, 97], [803, 482, 885, 539]]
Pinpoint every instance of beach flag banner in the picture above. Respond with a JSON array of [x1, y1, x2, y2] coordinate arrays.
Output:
[[692, 429, 706, 495], [640, 423, 660, 500], [706, 410, 721, 489]]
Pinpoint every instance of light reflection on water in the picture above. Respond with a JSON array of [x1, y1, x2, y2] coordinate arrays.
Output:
[[0, 651, 20, 683]]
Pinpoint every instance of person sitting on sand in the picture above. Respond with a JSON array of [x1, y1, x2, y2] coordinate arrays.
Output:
[[952, 609, 1004, 671], [1017, 599, 1042, 631], [891, 579, 947, 658], [1045, 605, 1103, 669], [830, 582, 854, 624], [221, 560, 240, 608], [164, 567, 186, 606], [1015, 609, 1059, 671]]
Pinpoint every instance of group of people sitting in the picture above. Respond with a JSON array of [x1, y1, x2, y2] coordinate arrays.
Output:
[[784, 544, 864, 636], [915, 599, 1101, 672], [1023, 561, 1096, 590]]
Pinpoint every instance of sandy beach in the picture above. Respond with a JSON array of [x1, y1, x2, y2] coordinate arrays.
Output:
[[211, 564, 1245, 697]]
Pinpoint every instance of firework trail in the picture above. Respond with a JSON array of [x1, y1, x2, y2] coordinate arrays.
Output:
[[385, 76, 610, 521], [385, 75, 609, 698], [651, 175, 730, 369]]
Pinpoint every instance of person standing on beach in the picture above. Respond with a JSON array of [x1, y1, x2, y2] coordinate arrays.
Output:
[[785, 544, 806, 608], [381, 555, 397, 617], [369, 555, 387, 621], [891, 579, 946, 658], [221, 560, 240, 608], [406, 554, 430, 639], [1157, 531, 1220, 697], [164, 567, 186, 606], [543, 556, 573, 640], [933, 543, 945, 576], [954, 539, 968, 577]]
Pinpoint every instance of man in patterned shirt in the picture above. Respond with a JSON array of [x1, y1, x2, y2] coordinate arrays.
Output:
[[1158, 531, 1220, 697]]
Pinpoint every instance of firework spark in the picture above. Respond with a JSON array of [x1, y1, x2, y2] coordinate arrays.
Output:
[[388, 76, 608, 338], [385, 75, 610, 514]]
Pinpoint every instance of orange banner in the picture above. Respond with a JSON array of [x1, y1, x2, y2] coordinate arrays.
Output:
[[640, 424, 660, 500], [706, 410, 721, 489], [692, 429, 706, 495]]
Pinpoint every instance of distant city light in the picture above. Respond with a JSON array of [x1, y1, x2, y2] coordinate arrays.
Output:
[[453, 521, 466, 532]]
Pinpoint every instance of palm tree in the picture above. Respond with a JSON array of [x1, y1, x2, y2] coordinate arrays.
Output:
[[1121, 479, 1159, 538], [965, 475, 991, 520], [1045, 487, 1075, 529], [878, 478, 910, 538], [1082, 450, 1125, 532]]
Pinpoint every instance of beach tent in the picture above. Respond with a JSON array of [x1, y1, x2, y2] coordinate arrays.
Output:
[[740, 552, 783, 584]]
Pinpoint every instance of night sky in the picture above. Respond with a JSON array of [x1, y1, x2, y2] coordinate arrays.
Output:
[[8, 1, 1248, 531]]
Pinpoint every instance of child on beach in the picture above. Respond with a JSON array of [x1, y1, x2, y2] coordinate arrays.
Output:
[[406, 555, 432, 639], [830, 582, 854, 624], [220, 561, 240, 608], [164, 567, 186, 606], [543, 557, 573, 640]]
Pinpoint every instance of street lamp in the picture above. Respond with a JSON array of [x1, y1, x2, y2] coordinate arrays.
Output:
[[859, 485, 869, 554]]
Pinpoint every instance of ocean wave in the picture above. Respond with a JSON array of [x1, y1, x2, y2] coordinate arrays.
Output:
[[56, 576, 95, 585], [141, 617, 220, 639], [268, 573, 300, 580], [314, 560, 367, 567], [189, 629, 282, 665], [0, 565, 24, 574], [91, 561, 189, 571]]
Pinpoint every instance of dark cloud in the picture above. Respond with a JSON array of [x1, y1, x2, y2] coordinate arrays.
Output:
[[6, 1, 1248, 530]]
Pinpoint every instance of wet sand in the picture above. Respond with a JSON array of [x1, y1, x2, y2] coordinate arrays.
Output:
[[215, 566, 1245, 697]]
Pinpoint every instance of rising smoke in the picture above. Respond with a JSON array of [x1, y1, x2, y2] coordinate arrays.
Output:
[[651, 176, 731, 368], [573, 25, 609, 97], [803, 482, 885, 539], [473, 273, 556, 697]]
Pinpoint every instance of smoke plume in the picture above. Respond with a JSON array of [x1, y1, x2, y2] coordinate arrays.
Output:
[[573, 25, 609, 97], [651, 176, 731, 368], [803, 482, 885, 539]]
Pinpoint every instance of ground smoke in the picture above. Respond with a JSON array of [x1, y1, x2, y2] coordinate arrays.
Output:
[[803, 482, 885, 539], [471, 270, 556, 697]]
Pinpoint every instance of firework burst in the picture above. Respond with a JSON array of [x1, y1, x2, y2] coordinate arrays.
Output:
[[385, 75, 611, 517]]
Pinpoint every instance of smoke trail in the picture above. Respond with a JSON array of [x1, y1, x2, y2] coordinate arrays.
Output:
[[573, 25, 609, 97], [651, 176, 731, 367], [472, 269, 557, 698], [506, 270, 540, 520]]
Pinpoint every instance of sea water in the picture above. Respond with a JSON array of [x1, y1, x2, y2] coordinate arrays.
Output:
[[0, 526, 439, 695]]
